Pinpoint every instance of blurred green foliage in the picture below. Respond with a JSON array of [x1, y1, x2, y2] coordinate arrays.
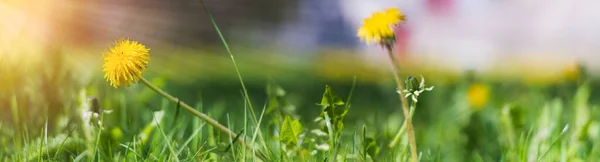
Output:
[[1, 48, 600, 161]]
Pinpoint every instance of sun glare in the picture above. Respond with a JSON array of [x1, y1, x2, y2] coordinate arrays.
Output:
[[0, 0, 82, 59]]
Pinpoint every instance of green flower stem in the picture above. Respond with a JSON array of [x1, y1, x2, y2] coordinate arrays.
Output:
[[384, 45, 418, 162], [139, 77, 266, 161]]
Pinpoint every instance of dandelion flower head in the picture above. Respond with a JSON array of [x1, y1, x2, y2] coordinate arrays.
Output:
[[357, 8, 406, 45], [102, 38, 150, 88], [467, 83, 490, 110]]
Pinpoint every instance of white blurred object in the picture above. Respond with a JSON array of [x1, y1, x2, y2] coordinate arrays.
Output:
[[340, 0, 600, 72]]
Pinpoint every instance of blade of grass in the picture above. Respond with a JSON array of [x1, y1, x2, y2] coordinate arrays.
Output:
[[244, 93, 248, 162], [521, 125, 534, 161], [188, 141, 208, 161], [177, 123, 206, 154], [154, 112, 179, 162], [251, 104, 268, 160], [11, 95, 22, 152], [324, 112, 335, 162], [130, 137, 136, 161], [436, 145, 441, 162], [352, 126, 357, 158], [226, 114, 237, 161], [139, 78, 266, 161], [344, 76, 357, 111], [363, 125, 367, 161], [225, 129, 245, 153], [538, 124, 569, 161], [92, 112, 105, 161], [171, 99, 182, 128], [332, 134, 343, 162], [43, 118, 49, 159], [119, 143, 144, 160], [55, 126, 76, 158], [402, 143, 410, 161], [389, 105, 416, 148], [74, 151, 87, 161], [192, 102, 203, 155], [197, 2, 270, 160], [199, 146, 220, 161], [38, 127, 43, 162]]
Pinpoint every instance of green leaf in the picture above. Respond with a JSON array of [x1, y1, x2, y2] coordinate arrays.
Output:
[[280, 115, 303, 148], [319, 85, 344, 108], [365, 137, 380, 160], [317, 85, 348, 136], [323, 106, 348, 135]]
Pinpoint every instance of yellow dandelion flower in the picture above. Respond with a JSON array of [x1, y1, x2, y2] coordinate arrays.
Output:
[[111, 127, 124, 141], [102, 38, 150, 88], [357, 8, 406, 45], [467, 83, 490, 110]]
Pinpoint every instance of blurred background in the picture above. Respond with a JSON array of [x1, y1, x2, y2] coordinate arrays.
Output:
[[2, 0, 600, 161], [4, 0, 600, 68]]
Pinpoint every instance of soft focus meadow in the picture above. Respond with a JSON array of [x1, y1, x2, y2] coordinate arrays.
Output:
[[2, 0, 600, 162]]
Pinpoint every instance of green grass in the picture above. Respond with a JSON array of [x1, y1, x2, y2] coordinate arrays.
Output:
[[1, 51, 599, 161], [2, 2, 600, 162]]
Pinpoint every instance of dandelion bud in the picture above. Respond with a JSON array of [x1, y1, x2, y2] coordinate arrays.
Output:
[[405, 76, 419, 91]]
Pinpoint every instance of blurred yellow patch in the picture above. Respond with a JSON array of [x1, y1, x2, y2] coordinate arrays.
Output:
[[111, 127, 123, 141], [314, 52, 387, 82], [562, 61, 580, 81], [467, 83, 490, 110]]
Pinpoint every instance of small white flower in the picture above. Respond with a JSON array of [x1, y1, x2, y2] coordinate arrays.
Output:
[[82, 111, 93, 123], [314, 117, 323, 122], [103, 109, 113, 114], [311, 150, 318, 155], [315, 143, 330, 151], [311, 129, 328, 137]]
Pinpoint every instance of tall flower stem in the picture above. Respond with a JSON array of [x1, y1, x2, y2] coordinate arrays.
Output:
[[139, 77, 266, 161], [384, 45, 418, 162]]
